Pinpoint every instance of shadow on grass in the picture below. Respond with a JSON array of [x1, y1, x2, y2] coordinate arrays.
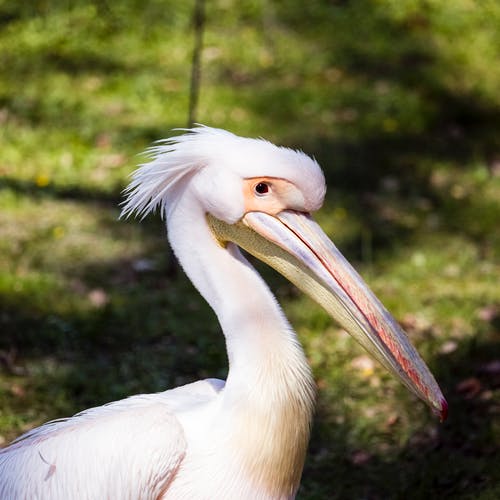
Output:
[[1, 153, 498, 496], [0, 176, 121, 205], [1, 255, 498, 498], [302, 332, 500, 499], [1, 1, 499, 495], [0, 248, 226, 413], [238, 0, 500, 249]]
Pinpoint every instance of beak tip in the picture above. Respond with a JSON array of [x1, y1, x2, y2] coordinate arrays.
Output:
[[438, 397, 448, 422]]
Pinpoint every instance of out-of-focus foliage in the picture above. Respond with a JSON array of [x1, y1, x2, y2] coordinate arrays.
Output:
[[0, 1, 499, 498]]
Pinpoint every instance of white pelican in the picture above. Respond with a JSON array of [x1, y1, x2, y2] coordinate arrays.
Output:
[[0, 127, 446, 499]]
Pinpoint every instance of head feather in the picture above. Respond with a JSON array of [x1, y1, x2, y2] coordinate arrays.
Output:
[[120, 126, 325, 220]]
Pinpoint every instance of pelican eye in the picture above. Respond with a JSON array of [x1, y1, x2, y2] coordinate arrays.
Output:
[[254, 182, 270, 196]]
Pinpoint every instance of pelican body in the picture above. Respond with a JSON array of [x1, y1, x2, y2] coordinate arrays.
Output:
[[0, 127, 446, 499]]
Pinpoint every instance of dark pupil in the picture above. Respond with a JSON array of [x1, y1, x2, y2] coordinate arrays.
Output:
[[255, 182, 269, 194]]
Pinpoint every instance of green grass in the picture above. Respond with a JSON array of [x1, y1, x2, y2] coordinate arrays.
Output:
[[1, 1, 499, 497]]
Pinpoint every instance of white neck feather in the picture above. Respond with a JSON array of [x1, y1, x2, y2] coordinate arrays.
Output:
[[167, 188, 315, 497]]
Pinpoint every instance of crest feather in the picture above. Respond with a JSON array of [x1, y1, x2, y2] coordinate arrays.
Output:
[[120, 126, 233, 219], [120, 125, 326, 219]]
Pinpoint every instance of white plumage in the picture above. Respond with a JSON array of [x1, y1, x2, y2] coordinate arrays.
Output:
[[0, 127, 445, 499]]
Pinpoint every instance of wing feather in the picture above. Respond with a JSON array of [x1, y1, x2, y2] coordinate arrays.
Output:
[[0, 379, 224, 499]]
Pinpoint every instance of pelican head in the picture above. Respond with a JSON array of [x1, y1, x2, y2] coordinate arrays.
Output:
[[122, 126, 447, 421]]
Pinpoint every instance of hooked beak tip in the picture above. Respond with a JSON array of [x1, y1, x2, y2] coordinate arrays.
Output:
[[439, 398, 448, 422]]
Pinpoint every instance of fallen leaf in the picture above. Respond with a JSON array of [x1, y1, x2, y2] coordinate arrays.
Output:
[[316, 378, 327, 390], [350, 355, 375, 377], [439, 340, 458, 355], [132, 258, 157, 273], [9, 383, 25, 398], [477, 305, 499, 323], [385, 413, 399, 427], [456, 377, 482, 399], [479, 360, 500, 375], [350, 450, 372, 466], [88, 288, 109, 308]]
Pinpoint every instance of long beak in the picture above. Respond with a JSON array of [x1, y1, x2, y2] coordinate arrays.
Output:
[[208, 210, 447, 421]]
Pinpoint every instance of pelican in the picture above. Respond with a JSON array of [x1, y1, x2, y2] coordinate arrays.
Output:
[[0, 126, 446, 499]]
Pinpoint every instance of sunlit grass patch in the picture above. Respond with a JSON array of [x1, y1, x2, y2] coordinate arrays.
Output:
[[1, 1, 499, 497]]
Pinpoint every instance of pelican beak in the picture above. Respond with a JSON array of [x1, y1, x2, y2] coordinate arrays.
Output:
[[208, 210, 447, 421]]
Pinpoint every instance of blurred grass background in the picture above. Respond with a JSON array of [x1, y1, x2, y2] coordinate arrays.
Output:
[[0, 0, 499, 498]]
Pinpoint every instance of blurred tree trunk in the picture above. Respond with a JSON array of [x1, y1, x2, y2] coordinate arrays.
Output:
[[167, 0, 206, 278], [187, 0, 206, 128]]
